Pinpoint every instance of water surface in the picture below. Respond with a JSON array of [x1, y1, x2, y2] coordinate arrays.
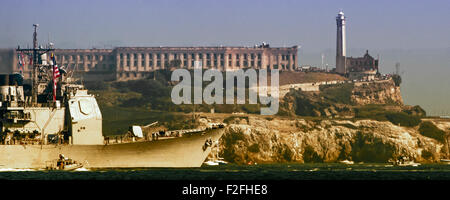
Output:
[[2, 163, 450, 180]]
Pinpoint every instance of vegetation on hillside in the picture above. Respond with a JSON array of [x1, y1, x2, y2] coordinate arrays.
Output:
[[85, 70, 271, 134], [354, 104, 422, 127], [319, 83, 353, 104], [83, 70, 425, 134], [280, 83, 354, 117], [418, 121, 447, 143]]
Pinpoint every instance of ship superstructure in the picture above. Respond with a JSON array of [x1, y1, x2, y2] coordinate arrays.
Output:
[[1, 24, 103, 146], [0, 25, 224, 169]]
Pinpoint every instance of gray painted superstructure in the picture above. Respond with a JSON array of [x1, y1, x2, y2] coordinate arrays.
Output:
[[0, 26, 225, 169], [0, 73, 225, 169]]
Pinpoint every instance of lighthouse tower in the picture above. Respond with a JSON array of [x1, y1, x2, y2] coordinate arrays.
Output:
[[336, 10, 346, 74]]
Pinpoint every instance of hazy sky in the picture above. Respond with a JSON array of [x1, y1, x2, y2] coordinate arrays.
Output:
[[1, 0, 449, 51], [1, 0, 449, 115]]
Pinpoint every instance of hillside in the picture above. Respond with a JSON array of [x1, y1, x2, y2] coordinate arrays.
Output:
[[84, 70, 425, 136]]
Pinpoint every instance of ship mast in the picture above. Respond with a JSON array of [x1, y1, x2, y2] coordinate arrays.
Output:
[[16, 24, 55, 104], [32, 24, 38, 103]]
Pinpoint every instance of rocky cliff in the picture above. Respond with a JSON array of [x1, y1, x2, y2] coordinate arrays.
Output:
[[352, 80, 403, 105], [217, 116, 449, 164], [279, 79, 411, 118]]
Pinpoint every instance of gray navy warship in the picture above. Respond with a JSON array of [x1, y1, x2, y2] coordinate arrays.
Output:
[[0, 25, 224, 169]]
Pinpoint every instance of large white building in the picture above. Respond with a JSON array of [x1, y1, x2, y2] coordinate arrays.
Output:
[[3, 44, 298, 82]]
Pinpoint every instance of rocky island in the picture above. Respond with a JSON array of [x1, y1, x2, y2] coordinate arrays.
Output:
[[210, 75, 450, 164]]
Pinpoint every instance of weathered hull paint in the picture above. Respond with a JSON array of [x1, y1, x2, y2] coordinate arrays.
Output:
[[0, 128, 224, 169]]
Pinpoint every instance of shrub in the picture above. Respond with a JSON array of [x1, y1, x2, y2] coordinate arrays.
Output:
[[354, 104, 389, 121], [385, 112, 421, 127], [418, 121, 447, 143], [319, 83, 354, 104], [355, 105, 422, 127], [403, 105, 427, 117]]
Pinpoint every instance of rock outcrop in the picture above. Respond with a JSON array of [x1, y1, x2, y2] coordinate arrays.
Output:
[[218, 116, 449, 164], [279, 79, 409, 118], [352, 80, 403, 105]]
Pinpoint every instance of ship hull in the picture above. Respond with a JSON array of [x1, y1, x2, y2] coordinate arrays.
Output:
[[0, 128, 224, 169]]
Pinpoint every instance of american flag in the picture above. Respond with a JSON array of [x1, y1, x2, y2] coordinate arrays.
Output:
[[53, 64, 60, 79], [52, 54, 60, 101]]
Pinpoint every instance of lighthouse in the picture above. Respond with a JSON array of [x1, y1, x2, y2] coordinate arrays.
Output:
[[336, 10, 346, 74]]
